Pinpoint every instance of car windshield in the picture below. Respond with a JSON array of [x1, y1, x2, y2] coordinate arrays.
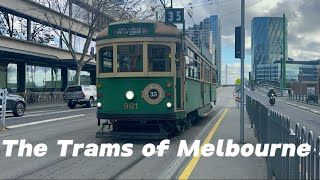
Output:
[[65, 86, 82, 92]]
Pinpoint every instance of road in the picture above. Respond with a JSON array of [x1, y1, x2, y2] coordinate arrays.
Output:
[[247, 89, 320, 138], [0, 87, 233, 179], [1, 87, 318, 179]]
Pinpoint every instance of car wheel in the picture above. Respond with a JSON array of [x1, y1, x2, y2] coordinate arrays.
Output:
[[70, 103, 76, 109], [13, 102, 25, 117], [86, 98, 94, 108]]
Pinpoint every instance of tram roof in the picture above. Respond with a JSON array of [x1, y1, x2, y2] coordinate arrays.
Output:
[[96, 20, 182, 40]]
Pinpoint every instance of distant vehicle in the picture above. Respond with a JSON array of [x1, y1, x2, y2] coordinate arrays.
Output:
[[269, 93, 276, 106], [0, 93, 26, 117], [63, 85, 97, 109]]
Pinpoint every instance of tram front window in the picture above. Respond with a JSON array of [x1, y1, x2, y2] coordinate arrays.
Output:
[[117, 44, 143, 72], [148, 44, 171, 72], [99, 46, 113, 73]]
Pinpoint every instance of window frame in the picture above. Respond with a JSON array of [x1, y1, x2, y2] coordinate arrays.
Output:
[[97, 42, 175, 78]]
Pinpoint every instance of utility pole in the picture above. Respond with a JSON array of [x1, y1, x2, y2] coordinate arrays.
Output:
[[240, 0, 245, 144], [281, 14, 286, 96]]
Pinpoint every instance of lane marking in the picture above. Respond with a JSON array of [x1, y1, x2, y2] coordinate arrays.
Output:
[[158, 109, 224, 179], [6, 114, 85, 129], [9, 108, 94, 119], [178, 108, 229, 180]]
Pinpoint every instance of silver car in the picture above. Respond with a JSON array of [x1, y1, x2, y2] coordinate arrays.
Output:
[[63, 85, 97, 109]]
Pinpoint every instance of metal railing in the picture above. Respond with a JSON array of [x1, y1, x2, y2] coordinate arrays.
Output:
[[0, 88, 7, 129], [19, 92, 64, 104], [246, 94, 320, 179], [289, 94, 319, 105]]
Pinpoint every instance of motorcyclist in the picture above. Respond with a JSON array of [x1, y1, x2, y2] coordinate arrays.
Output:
[[267, 87, 277, 98], [267, 87, 277, 105]]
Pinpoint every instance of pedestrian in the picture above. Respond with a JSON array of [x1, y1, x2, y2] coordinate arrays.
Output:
[[288, 89, 292, 99]]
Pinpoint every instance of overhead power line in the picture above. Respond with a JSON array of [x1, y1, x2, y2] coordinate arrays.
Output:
[[220, 0, 264, 18]]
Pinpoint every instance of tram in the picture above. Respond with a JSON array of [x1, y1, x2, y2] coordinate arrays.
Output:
[[95, 20, 217, 138]]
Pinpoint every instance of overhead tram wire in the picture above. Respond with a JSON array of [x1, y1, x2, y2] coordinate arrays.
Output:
[[286, 0, 314, 17], [220, 0, 264, 18], [191, 0, 235, 8], [179, 0, 196, 25]]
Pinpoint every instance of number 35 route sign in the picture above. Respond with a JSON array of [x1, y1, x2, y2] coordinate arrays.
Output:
[[165, 8, 184, 24]]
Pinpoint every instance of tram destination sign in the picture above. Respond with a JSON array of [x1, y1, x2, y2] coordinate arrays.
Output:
[[109, 23, 155, 37]]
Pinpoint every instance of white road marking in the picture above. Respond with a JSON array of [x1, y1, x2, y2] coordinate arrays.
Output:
[[158, 109, 224, 179], [9, 108, 94, 119], [6, 114, 85, 129]]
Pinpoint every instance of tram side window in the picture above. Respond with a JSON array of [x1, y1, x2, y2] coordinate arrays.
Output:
[[204, 63, 210, 82], [193, 60, 201, 79], [117, 44, 143, 72], [99, 47, 113, 73], [148, 44, 171, 72], [212, 68, 217, 83]]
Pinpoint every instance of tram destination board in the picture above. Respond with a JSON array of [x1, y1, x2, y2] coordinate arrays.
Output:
[[109, 24, 155, 37]]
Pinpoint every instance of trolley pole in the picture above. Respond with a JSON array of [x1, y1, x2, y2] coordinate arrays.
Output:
[[240, 0, 245, 144], [281, 14, 286, 96]]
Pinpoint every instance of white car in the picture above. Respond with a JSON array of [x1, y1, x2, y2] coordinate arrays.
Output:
[[63, 85, 97, 109]]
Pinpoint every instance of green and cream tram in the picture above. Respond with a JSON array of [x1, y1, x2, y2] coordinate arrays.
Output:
[[95, 20, 217, 138]]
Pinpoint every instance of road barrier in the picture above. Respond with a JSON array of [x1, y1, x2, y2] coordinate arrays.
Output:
[[290, 93, 319, 105], [0, 88, 7, 129], [246, 94, 320, 179]]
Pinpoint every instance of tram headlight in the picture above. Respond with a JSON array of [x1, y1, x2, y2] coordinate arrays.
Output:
[[97, 102, 102, 107], [126, 91, 134, 100], [166, 102, 172, 108]]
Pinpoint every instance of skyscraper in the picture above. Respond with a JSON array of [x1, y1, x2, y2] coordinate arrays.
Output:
[[251, 17, 287, 84], [185, 15, 221, 85]]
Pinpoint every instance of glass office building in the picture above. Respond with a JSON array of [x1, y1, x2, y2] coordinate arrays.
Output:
[[251, 17, 287, 84]]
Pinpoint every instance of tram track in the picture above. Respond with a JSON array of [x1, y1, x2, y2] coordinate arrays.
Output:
[[107, 154, 146, 179], [10, 138, 115, 180], [0, 125, 93, 153]]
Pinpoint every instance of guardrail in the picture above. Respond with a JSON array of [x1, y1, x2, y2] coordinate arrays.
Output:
[[246, 94, 320, 179], [19, 92, 64, 104], [289, 94, 319, 105], [0, 89, 7, 129]]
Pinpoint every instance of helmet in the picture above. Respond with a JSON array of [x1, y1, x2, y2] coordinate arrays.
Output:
[[270, 87, 274, 90]]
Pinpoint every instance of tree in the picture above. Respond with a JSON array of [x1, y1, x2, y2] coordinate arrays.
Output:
[[35, 0, 164, 85]]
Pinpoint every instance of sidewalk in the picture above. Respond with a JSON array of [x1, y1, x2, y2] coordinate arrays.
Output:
[[184, 107, 267, 179], [26, 102, 66, 111]]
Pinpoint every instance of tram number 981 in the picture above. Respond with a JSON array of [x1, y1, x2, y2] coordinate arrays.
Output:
[[124, 103, 138, 110]]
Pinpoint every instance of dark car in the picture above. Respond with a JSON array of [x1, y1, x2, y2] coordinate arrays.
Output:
[[0, 93, 26, 117]]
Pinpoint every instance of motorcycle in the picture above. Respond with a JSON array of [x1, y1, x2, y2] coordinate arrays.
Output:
[[269, 93, 275, 106]]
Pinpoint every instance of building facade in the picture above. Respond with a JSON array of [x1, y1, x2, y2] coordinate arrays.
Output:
[[185, 15, 221, 85], [255, 60, 320, 95], [251, 17, 287, 84], [0, 0, 112, 97]]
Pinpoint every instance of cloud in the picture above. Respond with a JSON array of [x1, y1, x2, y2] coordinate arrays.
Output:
[[221, 63, 251, 85], [173, 0, 320, 61]]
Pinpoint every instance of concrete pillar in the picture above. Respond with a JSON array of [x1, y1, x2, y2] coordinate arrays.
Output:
[[61, 67, 68, 90], [17, 62, 26, 93], [90, 70, 96, 85], [27, 19, 31, 41]]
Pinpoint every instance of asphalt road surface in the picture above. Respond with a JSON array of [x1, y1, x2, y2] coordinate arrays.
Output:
[[0, 87, 233, 179], [247, 89, 320, 138]]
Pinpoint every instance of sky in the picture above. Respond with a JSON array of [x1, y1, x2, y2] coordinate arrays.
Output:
[[170, 0, 320, 84]]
